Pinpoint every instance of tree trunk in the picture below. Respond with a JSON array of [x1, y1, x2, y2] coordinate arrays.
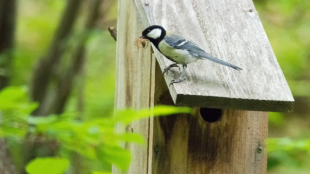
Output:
[[0, 0, 18, 174], [0, 139, 18, 174], [0, 0, 15, 89], [30, 0, 83, 116]]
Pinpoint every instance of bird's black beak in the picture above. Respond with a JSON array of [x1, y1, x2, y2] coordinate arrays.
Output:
[[139, 35, 145, 39]]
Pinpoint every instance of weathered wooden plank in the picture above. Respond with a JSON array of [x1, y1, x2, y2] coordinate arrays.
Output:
[[113, 0, 156, 173], [134, 0, 294, 112]]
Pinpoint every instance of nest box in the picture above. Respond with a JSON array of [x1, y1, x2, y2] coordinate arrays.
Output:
[[114, 0, 294, 173]]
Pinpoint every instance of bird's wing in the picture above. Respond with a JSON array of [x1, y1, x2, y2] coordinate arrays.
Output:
[[169, 37, 242, 70], [164, 34, 188, 48]]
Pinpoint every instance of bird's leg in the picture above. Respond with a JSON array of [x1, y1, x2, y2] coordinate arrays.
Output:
[[163, 63, 180, 75], [169, 64, 187, 86]]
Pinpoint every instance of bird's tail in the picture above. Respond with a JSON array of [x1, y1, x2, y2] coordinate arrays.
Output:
[[201, 54, 242, 70]]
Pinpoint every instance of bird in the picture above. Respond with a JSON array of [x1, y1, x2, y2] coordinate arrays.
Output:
[[139, 25, 242, 86]]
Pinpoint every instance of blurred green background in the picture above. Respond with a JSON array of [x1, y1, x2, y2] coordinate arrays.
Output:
[[0, 0, 310, 173]]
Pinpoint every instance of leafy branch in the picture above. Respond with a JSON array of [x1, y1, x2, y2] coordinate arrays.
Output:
[[0, 86, 191, 174]]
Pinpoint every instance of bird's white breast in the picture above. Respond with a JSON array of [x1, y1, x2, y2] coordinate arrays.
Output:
[[158, 41, 198, 64]]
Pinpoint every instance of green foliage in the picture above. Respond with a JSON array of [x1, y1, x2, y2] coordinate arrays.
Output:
[[267, 138, 310, 172], [0, 86, 37, 113], [26, 158, 70, 174], [268, 138, 310, 153], [0, 86, 37, 138], [92, 172, 112, 174], [28, 105, 191, 171], [254, 0, 310, 172], [0, 86, 191, 173], [114, 106, 191, 124], [268, 112, 284, 127]]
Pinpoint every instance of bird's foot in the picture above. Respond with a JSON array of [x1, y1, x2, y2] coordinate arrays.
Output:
[[163, 64, 180, 75], [169, 77, 187, 87]]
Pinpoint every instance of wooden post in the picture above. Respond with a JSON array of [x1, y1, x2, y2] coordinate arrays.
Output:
[[114, 0, 293, 173], [113, 0, 156, 173]]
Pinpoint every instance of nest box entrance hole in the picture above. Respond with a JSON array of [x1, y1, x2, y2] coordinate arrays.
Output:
[[200, 108, 223, 123]]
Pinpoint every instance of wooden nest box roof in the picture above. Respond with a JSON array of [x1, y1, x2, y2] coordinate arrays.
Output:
[[134, 0, 294, 112]]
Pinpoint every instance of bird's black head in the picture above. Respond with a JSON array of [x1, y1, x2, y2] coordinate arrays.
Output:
[[140, 25, 166, 48]]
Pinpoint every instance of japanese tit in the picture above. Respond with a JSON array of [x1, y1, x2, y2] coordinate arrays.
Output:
[[140, 25, 242, 86]]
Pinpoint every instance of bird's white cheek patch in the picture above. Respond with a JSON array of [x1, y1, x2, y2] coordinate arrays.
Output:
[[147, 28, 162, 39]]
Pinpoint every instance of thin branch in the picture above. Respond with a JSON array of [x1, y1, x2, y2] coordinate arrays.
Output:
[[108, 27, 117, 41]]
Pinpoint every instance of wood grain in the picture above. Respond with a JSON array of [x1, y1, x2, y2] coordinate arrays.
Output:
[[151, 109, 268, 174], [113, 0, 156, 173], [133, 0, 294, 112], [148, 62, 268, 174]]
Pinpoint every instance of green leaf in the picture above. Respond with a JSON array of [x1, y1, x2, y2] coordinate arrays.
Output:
[[25, 157, 69, 174], [0, 86, 38, 113], [98, 145, 131, 172], [92, 172, 112, 174], [268, 138, 310, 153], [0, 86, 28, 103], [63, 142, 97, 159], [115, 105, 191, 124], [117, 133, 145, 145]]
